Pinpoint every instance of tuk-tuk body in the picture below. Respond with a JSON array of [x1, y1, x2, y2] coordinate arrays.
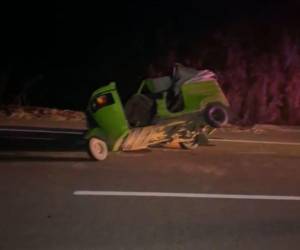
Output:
[[85, 65, 230, 160], [85, 82, 130, 151]]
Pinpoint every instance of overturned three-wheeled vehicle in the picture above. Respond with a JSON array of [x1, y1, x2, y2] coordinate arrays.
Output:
[[85, 64, 230, 160]]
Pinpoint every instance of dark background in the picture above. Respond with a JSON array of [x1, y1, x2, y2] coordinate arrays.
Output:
[[1, 1, 300, 122]]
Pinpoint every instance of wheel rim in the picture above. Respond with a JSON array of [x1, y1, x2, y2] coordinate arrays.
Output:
[[207, 105, 228, 127], [183, 142, 198, 149], [94, 142, 103, 154], [89, 138, 108, 160]]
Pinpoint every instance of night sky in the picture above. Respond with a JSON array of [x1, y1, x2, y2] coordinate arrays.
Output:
[[1, 1, 299, 110]]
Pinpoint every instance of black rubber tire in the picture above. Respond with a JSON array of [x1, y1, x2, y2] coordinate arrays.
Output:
[[180, 141, 199, 150], [204, 104, 229, 128], [125, 94, 156, 127]]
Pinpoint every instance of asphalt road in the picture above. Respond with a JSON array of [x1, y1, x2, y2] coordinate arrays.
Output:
[[0, 127, 300, 250]]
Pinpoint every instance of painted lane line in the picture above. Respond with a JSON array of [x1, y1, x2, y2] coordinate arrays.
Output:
[[73, 191, 300, 201], [210, 138, 300, 146]]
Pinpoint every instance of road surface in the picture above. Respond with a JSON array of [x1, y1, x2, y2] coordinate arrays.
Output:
[[0, 126, 300, 250]]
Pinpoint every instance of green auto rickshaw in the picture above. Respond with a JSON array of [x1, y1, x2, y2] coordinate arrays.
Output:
[[85, 64, 230, 160]]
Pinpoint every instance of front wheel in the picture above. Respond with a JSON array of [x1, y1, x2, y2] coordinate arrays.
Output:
[[88, 137, 108, 161]]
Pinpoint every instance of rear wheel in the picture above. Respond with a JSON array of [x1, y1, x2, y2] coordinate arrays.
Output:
[[204, 104, 229, 128], [180, 141, 199, 149], [180, 134, 200, 150], [88, 137, 108, 161], [180, 133, 209, 149]]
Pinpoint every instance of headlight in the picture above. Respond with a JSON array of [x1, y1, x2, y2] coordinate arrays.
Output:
[[96, 95, 107, 106], [90, 93, 114, 113]]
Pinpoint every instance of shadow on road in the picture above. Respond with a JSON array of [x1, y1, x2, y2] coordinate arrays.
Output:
[[0, 137, 91, 162], [0, 155, 92, 162]]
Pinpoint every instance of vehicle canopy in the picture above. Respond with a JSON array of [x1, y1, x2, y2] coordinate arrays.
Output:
[[129, 64, 228, 120], [141, 64, 218, 96]]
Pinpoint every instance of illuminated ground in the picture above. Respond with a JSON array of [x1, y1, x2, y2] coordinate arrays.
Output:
[[0, 126, 300, 250]]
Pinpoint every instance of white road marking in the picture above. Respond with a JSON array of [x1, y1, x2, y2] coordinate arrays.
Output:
[[73, 191, 300, 201], [210, 138, 300, 146], [254, 125, 300, 133], [0, 128, 84, 135], [237, 151, 276, 155]]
